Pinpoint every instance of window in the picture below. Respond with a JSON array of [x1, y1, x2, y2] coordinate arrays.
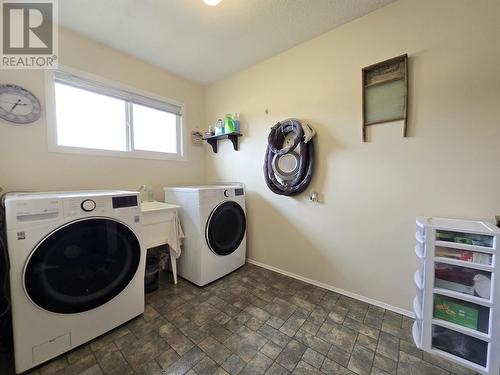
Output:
[[48, 70, 184, 159]]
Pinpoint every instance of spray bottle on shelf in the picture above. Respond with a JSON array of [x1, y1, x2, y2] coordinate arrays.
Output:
[[234, 113, 240, 134]]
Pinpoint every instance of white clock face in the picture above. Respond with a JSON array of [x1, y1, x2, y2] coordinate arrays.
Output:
[[0, 84, 41, 124]]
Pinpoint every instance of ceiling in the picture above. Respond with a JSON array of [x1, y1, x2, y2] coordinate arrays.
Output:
[[59, 0, 396, 85]]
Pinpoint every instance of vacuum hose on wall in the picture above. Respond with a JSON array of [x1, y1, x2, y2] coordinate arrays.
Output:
[[263, 118, 315, 196]]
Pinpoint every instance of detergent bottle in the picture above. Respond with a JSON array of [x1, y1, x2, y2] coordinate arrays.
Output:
[[224, 114, 235, 134]]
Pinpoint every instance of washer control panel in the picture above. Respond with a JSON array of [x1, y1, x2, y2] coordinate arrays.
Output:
[[64, 194, 139, 218], [81, 199, 96, 212], [112, 195, 138, 209], [12, 199, 60, 222]]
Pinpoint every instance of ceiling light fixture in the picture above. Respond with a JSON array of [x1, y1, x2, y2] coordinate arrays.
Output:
[[203, 0, 221, 6]]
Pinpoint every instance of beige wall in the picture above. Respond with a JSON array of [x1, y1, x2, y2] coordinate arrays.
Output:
[[205, 0, 500, 313], [0, 28, 206, 199], [1, 0, 499, 313]]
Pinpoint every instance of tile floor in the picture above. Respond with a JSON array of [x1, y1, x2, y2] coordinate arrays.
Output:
[[0, 264, 479, 375]]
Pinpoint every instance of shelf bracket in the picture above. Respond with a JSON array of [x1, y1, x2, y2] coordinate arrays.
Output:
[[228, 134, 239, 151], [203, 132, 242, 154], [206, 138, 218, 153]]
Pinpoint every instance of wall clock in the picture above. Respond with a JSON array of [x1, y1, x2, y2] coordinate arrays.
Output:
[[0, 84, 42, 124]]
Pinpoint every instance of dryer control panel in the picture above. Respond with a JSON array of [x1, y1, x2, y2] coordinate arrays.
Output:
[[222, 188, 245, 198]]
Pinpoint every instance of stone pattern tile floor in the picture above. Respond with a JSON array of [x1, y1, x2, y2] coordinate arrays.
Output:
[[1, 264, 480, 375]]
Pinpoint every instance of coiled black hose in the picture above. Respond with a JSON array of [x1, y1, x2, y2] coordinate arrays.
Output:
[[263, 119, 314, 196]]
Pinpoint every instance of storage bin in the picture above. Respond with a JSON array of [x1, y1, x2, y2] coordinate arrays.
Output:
[[416, 222, 425, 240], [415, 242, 425, 258], [417, 256, 425, 282], [432, 325, 488, 367], [413, 319, 423, 348], [433, 294, 489, 333], [436, 230, 494, 248], [434, 263, 491, 299], [414, 296, 423, 320], [414, 269, 424, 290], [417, 287, 424, 314], [416, 231, 425, 245], [435, 247, 492, 266]]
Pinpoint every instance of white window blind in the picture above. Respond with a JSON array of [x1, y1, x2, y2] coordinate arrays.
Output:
[[50, 70, 184, 159]]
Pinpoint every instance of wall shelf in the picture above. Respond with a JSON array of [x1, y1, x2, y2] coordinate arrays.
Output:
[[203, 132, 242, 153]]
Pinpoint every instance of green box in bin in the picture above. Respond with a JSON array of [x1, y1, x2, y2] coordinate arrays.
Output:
[[433, 295, 479, 330]]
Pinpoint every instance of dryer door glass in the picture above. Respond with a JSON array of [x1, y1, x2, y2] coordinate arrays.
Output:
[[24, 218, 141, 314], [206, 201, 246, 256]]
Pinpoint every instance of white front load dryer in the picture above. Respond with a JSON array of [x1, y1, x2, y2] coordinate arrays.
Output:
[[3, 191, 145, 374], [164, 184, 246, 286]]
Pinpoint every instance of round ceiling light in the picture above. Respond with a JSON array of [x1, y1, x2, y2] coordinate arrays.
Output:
[[203, 0, 221, 6]]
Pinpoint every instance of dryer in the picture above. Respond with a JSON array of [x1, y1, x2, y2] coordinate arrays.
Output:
[[3, 191, 145, 373], [164, 184, 246, 286]]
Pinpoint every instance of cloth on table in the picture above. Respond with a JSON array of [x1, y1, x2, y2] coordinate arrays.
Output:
[[158, 210, 184, 270]]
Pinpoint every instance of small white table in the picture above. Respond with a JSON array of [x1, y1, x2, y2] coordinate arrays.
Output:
[[140, 201, 181, 284]]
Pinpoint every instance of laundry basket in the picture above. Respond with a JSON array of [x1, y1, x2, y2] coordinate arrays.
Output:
[[144, 250, 160, 293]]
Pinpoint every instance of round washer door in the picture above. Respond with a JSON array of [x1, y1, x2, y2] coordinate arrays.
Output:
[[206, 201, 246, 256], [24, 218, 141, 314]]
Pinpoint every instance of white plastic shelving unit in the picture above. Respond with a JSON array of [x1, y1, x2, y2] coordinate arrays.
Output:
[[414, 217, 500, 375]]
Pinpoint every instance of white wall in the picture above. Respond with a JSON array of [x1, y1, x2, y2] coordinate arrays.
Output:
[[0, 28, 206, 199], [205, 0, 500, 313]]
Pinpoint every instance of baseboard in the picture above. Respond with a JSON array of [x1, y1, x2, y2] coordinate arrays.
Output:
[[246, 258, 414, 318]]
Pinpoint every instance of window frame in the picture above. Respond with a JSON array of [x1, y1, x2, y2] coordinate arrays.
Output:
[[45, 66, 187, 161]]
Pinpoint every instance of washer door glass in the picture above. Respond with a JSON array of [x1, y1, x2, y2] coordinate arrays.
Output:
[[24, 218, 141, 314], [206, 201, 246, 256]]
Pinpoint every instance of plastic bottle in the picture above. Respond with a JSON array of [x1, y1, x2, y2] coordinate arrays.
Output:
[[146, 187, 154, 202], [208, 124, 215, 136], [215, 119, 224, 136], [224, 114, 235, 134], [234, 113, 240, 134], [138, 185, 154, 202]]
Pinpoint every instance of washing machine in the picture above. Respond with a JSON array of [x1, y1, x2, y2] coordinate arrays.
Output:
[[3, 191, 145, 374], [164, 184, 246, 286]]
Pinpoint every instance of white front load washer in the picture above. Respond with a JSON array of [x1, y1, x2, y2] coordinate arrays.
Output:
[[164, 184, 246, 286], [3, 191, 145, 373]]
